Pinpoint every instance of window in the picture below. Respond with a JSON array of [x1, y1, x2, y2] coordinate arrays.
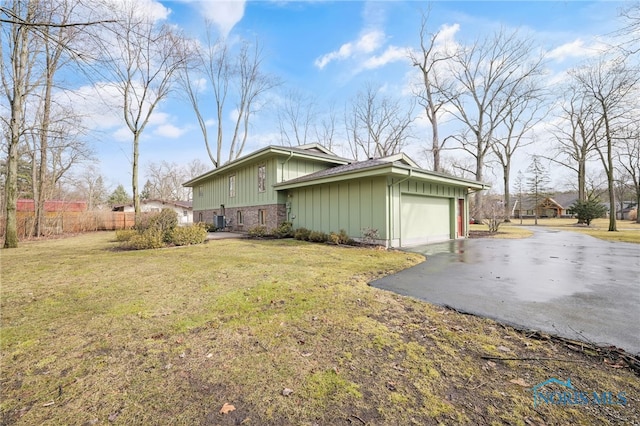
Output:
[[258, 164, 266, 192], [183, 210, 188, 217], [198, 212, 203, 222], [229, 175, 236, 197], [198, 185, 204, 197], [237, 210, 243, 225], [258, 209, 266, 225]]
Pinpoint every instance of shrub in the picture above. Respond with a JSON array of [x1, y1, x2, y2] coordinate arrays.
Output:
[[134, 208, 178, 242], [570, 199, 607, 226], [115, 229, 137, 242], [169, 223, 208, 246], [629, 209, 637, 222], [294, 227, 311, 241], [308, 231, 328, 243], [361, 227, 379, 244], [328, 232, 341, 244], [274, 221, 294, 238], [126, 228, 164, 250], [337, 229, 352, 245], [247, 225, 269, 238]]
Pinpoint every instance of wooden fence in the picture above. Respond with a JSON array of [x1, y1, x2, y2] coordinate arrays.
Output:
[[0, 211, 140, 240]]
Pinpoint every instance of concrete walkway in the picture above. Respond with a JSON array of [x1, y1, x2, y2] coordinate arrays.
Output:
[[370, 228, 640, 354], [206, 232, 247, 240]]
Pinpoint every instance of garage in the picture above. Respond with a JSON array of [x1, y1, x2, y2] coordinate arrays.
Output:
[[401, 194, 451, 246]]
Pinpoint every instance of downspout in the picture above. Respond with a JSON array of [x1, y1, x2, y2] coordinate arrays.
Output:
[[281, 151, 294, 183], [387, 169, 412, 248]]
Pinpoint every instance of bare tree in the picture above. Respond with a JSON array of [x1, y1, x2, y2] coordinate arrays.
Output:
[[441, 28, 545, 218], [408, 9, 454, 172], [345, 82, 416, 160], [571, 57, 639, 231], [145, 159, 209, 202], [181, 27, 280, 167], [314, 102, 339, 152], [277, 88, 318, 146], [490, 80, 547, 221], [1, 0, 38, 248], [617, 124, 640, 223], [92, 1, 187, 217], [618, 2, 640, 55], [547, 83, 600, 205]]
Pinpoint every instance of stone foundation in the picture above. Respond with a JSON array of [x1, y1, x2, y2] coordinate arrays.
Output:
[[194, 204, 287, 232]]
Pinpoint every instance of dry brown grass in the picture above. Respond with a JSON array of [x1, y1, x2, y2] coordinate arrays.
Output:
[[1, 232, 638, 425]]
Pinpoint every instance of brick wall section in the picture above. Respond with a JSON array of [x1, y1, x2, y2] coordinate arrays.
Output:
[[194, 203, 287, 232]]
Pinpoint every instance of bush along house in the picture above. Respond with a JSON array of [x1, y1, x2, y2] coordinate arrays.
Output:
[[183, 144, 488, 248]]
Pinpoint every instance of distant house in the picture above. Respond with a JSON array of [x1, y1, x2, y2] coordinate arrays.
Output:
[[183, 144, 488, 247], [512, 193, 578, 219], [17, 199, 87, 212], [617, 202, 637, 220], [112, 199, 193, 225]]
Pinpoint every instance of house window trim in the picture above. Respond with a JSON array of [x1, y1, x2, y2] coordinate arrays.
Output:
[[229, 175, 236, 198], [237, 210, 243, 225], [258, 209, 266, 226], [258, 164, 266, 193]]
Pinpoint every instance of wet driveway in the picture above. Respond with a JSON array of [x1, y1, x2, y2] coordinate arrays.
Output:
[[370, 228, 640, 354]]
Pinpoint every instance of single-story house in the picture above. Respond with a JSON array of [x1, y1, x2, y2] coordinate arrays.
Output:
[[617, 202, 637, 220], [184, 144, 487, 247], [512, 193, 578, 218], [112, 199, 193, 225]]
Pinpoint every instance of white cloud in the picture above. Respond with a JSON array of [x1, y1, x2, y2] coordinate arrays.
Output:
[[183, 0, 246, 38], [314, 30, 385, 69], [153, 124, 187, 139], [362, 45, 407, 69], [113, 126, 132, 142], [547, 38, 608, 62]]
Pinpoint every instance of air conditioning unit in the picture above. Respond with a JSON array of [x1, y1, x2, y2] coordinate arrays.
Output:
[[214, 215, 225, 229]]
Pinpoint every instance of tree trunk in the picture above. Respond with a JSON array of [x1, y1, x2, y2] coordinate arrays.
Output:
[[503, 163, 511, 222], [133, 132, 140, 220]]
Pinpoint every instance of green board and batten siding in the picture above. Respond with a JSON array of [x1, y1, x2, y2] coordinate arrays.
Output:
[[287, 177, 388, 240], [192, 155, 335, 211], [287, 176, 468, 246]]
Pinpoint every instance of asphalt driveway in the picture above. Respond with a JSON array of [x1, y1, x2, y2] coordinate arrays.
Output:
[[370, 228, 640, 355]]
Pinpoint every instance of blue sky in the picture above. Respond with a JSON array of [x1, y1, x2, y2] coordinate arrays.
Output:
[[87, 0, 633, 194]]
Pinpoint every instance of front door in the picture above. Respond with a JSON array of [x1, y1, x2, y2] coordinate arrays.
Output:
[[457, 199, 464, 238]]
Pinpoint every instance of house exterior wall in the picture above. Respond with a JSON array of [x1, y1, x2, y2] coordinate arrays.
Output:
[[387, 178, 467, 247], [286, 177, 389, 243], [192, 155, 335, 213], [287, 176, 469, 247], [192, 154, 336, 228]]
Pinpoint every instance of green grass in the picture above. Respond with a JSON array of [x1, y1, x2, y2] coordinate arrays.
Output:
[[1, 232, 638, 425], [516, 218, 640, 243]]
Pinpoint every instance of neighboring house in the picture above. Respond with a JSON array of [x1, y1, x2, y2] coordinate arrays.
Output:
[[184, 144, 488, 247], [512, 193, 578, 218], [618, 202, 637, 220], [112, 199, 193, 225]]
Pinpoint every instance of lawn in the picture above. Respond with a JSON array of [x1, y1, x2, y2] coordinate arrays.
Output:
[[472, 218, 640, 244], [1, 232, 638, 425]]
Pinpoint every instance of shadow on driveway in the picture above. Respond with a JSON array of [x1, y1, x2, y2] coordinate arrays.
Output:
[[370, 228, 640, 355]]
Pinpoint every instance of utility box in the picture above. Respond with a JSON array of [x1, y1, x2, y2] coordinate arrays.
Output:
[[214, 215, 226, 229]]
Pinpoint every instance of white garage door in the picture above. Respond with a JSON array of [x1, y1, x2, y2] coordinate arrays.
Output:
[[401, 195, 451, 246]]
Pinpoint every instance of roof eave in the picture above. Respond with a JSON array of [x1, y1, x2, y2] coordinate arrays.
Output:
[[274, 163, 489, 190], [183, 146, 349, 187]]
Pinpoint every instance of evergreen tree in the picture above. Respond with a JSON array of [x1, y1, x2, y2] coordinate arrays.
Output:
[[526, 156, 551, 225], [107, 184, 131, 206]]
